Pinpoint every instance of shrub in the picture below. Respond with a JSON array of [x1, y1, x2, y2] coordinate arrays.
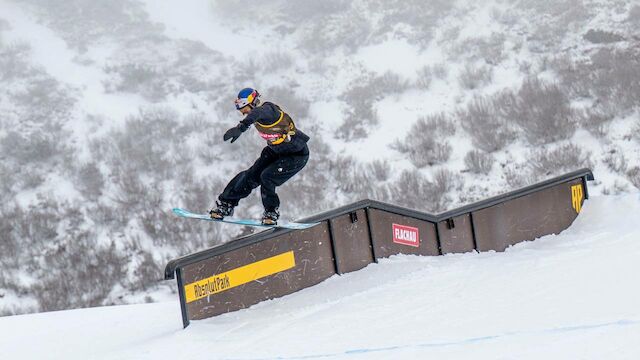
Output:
[[392, 114, 454, 168], [262, 51, 294, 73], [452, 33, 506, 65], [367, 160, 391, 182], [458, 96, 517, 152], [628, 6, 640, 28], [575, 108, 613, 139], [389, 169, 452, 213], [507, 77, 575, 145], [416, 113, 456, 136], [99, 107, 189, 179], [503, 165, 531, 189], [264, 85, 311, 120], [300, 9, 372, 54], [0, 42, 32, 81], [18, 0, 160, 51], [627, 167, 640, 190], [433, 168, 457, 194], [464, 150, 495, 175], [415, 66, 433, 89], [1, 129, 66, 164], [338, 71, 413, 140], [338, 79, 380, 140], [590, 48, 640, 114], [373, 0, 454, 47], [33, 238, 128, 312], [603, 148, 627, 174], [458, 64, 493, 90], [104, 63, 166, 101], [129, 252, 163, 292], [529, 143, 592, 177], [430, 63, 449, 79], [375, 71, 411, 94], [583, 29, 624, 44], [74, 162, 105, 200]]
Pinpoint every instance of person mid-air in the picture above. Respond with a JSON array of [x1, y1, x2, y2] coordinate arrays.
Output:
[[209, 88, 310, 225]]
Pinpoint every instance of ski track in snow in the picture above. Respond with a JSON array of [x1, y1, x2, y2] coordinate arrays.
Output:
[[220, 319, 640, 360]]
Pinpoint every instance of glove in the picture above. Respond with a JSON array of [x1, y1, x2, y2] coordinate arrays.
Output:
[[223, 125, 243, 143]]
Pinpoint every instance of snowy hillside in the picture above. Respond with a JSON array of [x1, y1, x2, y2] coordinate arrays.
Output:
[[1, 0, 639, 315], [1, 194, 639, 359]]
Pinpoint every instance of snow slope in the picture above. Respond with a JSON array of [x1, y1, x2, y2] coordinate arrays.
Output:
[[1, 193, 639, 360]]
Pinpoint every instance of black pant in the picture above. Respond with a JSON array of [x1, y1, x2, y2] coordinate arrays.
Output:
[[218, 145, 309, 211]]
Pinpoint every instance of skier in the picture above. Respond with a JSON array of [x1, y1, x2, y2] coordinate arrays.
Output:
[[209, 88, 310, 225]]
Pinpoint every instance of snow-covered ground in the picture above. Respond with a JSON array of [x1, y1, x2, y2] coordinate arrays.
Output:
[[2, 193, 639, 360]]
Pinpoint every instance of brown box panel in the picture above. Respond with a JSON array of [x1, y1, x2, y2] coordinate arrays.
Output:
[[472, 179, 584, 252], [330, 209, 374, 274], [368, 208, 439, 259], [437, 214, 476, 254], [182, 223, 335, 320]]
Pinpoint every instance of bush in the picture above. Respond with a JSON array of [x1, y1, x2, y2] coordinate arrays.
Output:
[[503, 164, 531, 189], [555, 47, 640, 116], [33, 238, 128, 312], [0, 42, 32, 81], [367, 160, 391, 182], [590, 48, 640, 114], [603, 148, 628, 174], [529, 143, 592, 177], [575, 108, 613, 139], [464, 150, 494, 174], [11, 75, 76, 126], [74, 162, 105, 201], [104, 38, 224, 101], [389, 169, 452, 213], [264, 85, 312, 120], [338, 70, 414, 140], [375, 72, 411, 94], [300, 9, 372, 54], [98, 107, 190, 179], [338, 78, 380, 140], [104, 63, 166, 101], [19, 0, 161, 51], [262, 51, 294, 73], [1, 129, 67, 165], [510, 77, 575, 144], [415, 66, 433, 89], [373, 0, 454, 47], [129, 252, 163, 292], [458, 64, 493, 90], [627, 167, 640, 190], [392, 113, 454, 167], [628, 6, 640, 28], [458, 96, 517, 152], [433, 168, 457, 194], [452, 33, 507, 65], [583, 29, 624, 44]]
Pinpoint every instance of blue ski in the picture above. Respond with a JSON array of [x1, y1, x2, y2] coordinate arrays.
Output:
[[172, 208, 320, 230]]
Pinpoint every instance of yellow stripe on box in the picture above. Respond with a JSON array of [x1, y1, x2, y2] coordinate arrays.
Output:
[[184, 251, 295, 303]]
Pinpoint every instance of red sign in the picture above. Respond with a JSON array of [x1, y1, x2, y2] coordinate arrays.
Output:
[[392, 223, 420, 247]]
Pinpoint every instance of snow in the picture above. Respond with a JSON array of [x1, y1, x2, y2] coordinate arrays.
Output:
[[141, 0, 272, 59], [1, 193, 639, 359], [1, 0, 640, 355]]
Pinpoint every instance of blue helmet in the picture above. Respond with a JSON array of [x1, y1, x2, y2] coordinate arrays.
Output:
[[235, 88, 261, 110]]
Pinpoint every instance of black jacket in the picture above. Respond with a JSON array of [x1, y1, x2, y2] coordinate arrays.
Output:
[[239, 102, 310, 155]]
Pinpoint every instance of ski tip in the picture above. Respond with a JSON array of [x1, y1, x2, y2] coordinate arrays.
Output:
[[172, 208, 188, 216]]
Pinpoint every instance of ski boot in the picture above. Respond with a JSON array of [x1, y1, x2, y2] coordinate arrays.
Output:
[[209, 201, 234, 220], [261, 208, 280, 225]]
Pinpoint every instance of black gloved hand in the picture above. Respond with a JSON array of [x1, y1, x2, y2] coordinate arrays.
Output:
[[223, 125, 243, 143]]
